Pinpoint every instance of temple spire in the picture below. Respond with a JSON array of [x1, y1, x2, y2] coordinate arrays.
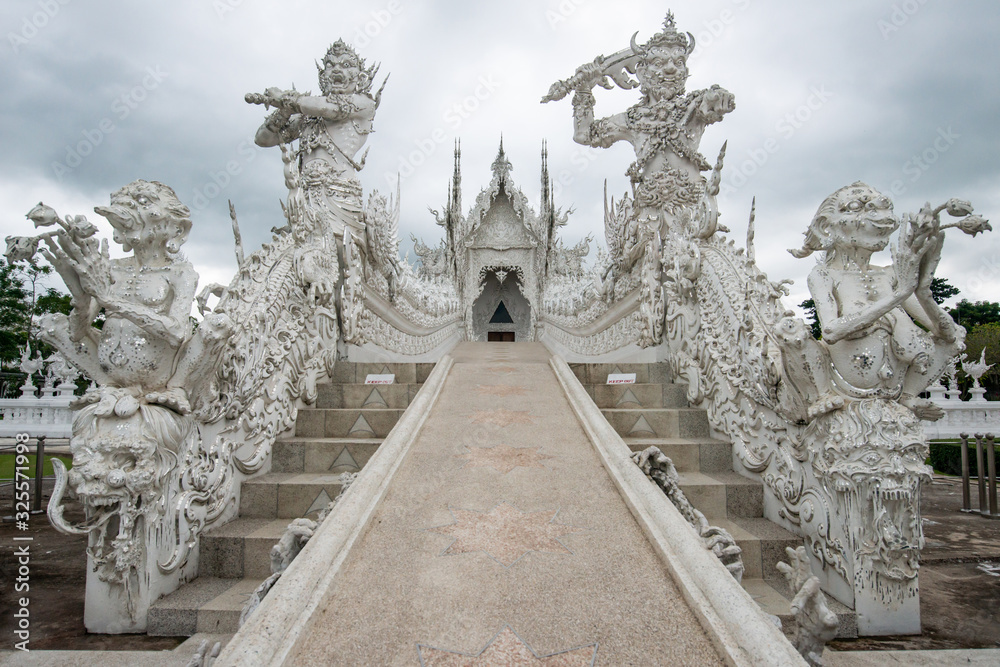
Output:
[[447, 138, 462, 281], [491, 136, 513, 184], [541, 139, 558, 277], [451, 138, 462, 215], [540, 139, 550, 216]]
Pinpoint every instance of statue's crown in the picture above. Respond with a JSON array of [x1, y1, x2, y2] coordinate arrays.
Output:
[[324, 39, 359, 64], [635, 11, 695, 56]]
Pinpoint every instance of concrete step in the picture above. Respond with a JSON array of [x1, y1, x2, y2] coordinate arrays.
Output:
[[294, 407, 406, 438], [315, 383, 422, 409], [568, 362, 671, 385], [328, 362, 435, 385], [586, 383, 688, 409], [148, 577, 264, 636], [239, 472, 349, 518], [174, 632, 235, 660], [743, 577, 858, 639], [601, 408, 710, 439], [272, 437, 384, 474], [623, 437, 732, 473], [574, 359, 859, 638], [711, 517, 802, 581], [676, 471, 764, 520], [200, 517, 289, 579]]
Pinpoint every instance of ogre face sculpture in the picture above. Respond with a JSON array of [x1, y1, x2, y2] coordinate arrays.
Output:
[[94, 179, 192, 256], [67, 395, 189, 512], [794, 182, 900, 258], [636, 45, 689, 101], [68, 422, 159, 508], [318, 41, 362, 96], [809, 398, 930, 581], [831, 184, 898, 253]]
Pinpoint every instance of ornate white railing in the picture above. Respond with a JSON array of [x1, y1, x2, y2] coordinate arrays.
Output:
[[0, 394, 75, 438], [923, 393, 1000, 440]]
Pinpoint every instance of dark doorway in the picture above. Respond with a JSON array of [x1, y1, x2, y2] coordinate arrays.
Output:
[[490, 301, 514, 324], [471, 268, 531, 342], [488, 331, 515, 342]]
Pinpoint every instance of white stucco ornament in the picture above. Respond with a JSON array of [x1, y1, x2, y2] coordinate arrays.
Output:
[[546, 11, 734, 223], [778, 546, 839, 666], [7, 181, 234, 631], [540, 11, 735, 351], [962, 347, 993, 401], [633, 446, 744, 582], [787, 184, 978, 421], [658, 166, 989, 632], [248, 39, 386, 251]]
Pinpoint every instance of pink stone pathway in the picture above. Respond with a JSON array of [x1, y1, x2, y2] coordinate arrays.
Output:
[[419, 626, 597, 666], [456, 443, 553, 474], [292, 342, 722, 665], [427, 502, 579, 567]]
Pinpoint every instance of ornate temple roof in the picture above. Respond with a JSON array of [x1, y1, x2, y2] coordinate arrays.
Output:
[[462, 139, 544, 251]]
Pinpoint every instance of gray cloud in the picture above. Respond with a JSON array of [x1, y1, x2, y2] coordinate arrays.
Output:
[[2, 0, 997, 310]]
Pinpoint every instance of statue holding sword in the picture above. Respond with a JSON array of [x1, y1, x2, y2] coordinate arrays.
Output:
[[544, 12, 735, 222]]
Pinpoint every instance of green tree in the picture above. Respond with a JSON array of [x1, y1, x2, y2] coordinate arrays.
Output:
[[948, 300, 1000, 328], [799, 298, 822, 339], [930, 277, 960, 305], [0, 260, 78, 369], [20, 261, 54, 348], [961, 323, 1000, 400], [35, 288, 72, 317], [0, 260, 32, 366]]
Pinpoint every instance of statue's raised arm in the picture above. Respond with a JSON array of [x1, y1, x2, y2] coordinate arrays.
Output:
[[246, 39, 387, 250], [246, 40, 384, 177], [544, 12, 735, 217]]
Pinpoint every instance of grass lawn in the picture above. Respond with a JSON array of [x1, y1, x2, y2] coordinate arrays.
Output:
[[0, 453, 73, 480]]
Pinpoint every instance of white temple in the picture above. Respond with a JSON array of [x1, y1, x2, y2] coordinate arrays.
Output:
[[413, 139, 590, 345], [5, 12, 995, 666]]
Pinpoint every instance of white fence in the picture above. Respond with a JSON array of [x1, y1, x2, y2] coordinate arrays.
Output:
[[0, 383, 77, 438], [924, 384, 1000, 439]]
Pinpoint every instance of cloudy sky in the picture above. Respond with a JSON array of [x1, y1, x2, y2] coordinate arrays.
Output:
[[2, 0, 998, 315]]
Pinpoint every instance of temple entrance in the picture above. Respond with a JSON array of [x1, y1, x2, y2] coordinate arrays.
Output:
[[470, 268, 531, 342], [486, 301, 515, 341]]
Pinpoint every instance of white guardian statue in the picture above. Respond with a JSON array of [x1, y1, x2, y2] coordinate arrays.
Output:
[[6, 182, 232, 632]]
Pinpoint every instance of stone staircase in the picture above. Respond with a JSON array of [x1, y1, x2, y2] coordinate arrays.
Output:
[[569, 362, 858, 639], [147, 362, 433, 636]]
